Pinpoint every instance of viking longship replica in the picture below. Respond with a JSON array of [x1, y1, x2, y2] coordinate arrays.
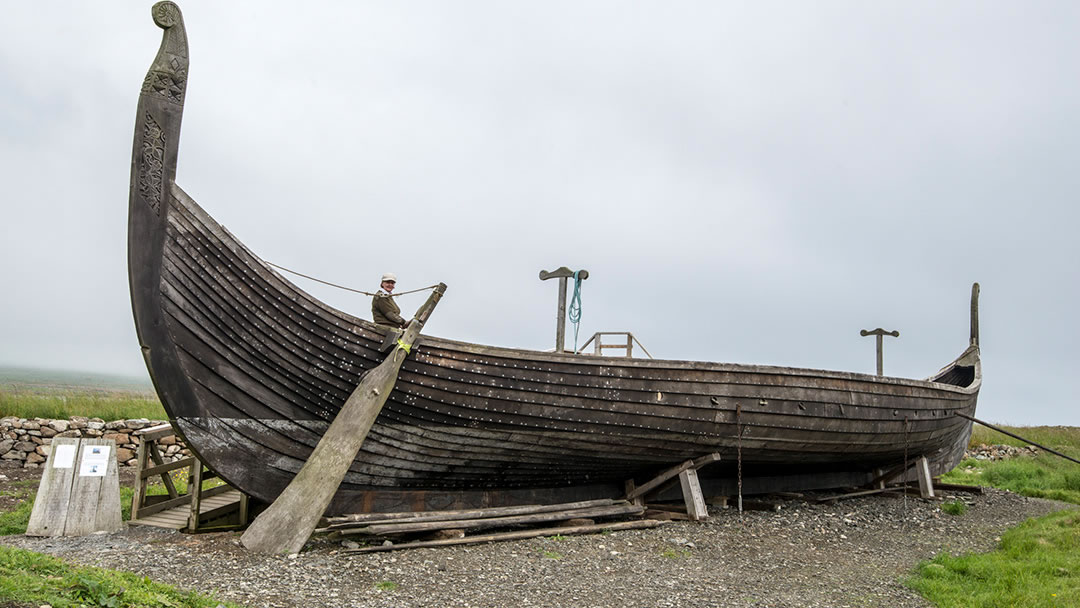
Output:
[[129, 3, 981, 515]]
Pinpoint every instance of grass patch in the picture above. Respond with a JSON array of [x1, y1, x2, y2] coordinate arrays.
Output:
[[907, 509, 1080, 607], [0, 544, 237, 607], [941, 500, 967, 516], [374, 580, 398, 591], [541, 549, 562, 560], [0, 392, 166, 421], [0, 367, 164, 420], [0, 496, 34, 536], [942, 425, 1080, 505], [661, 548, 691, 558]]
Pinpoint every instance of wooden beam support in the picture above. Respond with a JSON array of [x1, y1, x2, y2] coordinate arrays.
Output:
[[625, 453, 721, 501], [814, 487, 894, 505], [333, 503, 643, 537], [930, 482, 984, 495], [240, 284, 447, 555], [678, 469, 708, 521], [140, 457, 195, 479], [136, 424, 176, 443], [915, 456, 935, 499], [345, 519, 668, 553], [321, 499, 616, 530]]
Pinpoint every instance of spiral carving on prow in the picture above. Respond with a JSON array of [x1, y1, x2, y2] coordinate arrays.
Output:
[[141, 1, 188, 105], [153, 1, 182, 28]]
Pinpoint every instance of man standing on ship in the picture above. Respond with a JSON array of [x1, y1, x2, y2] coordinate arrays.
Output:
[[372, 272, 409, 329]]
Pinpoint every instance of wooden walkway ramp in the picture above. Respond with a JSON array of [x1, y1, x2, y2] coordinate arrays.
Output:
[[127, 424, 249, 532], [129, 488, 246, 530]]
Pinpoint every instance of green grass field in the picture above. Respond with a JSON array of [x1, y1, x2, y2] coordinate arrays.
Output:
[[908, 509, 1080, 607], [0, 366, 165, 420], [943, 425, 1080, 505], [0, 544, 238, 608], [905, 424, 1080, 606]]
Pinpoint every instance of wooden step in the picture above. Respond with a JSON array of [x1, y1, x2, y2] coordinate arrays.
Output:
[[129, 489, 245, 530]]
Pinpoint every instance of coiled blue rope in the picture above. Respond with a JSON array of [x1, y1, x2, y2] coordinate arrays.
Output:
[[568, 270, 583, 353]]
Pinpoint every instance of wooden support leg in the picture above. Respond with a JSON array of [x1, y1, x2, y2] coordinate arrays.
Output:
[[625, 453, 721, 502], [915, 456, 935, 499], [187, 461, 204, 532], [132, 438, 148, 521], [149, 441, 179, 499], [679, 469, 708, 521], [871, 468, 887, 490]]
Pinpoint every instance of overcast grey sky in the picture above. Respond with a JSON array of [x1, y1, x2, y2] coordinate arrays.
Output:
[[2, 2, 1077, 425]]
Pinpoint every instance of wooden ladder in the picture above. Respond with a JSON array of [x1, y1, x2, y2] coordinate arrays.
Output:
[[129, 423, 249, 532]]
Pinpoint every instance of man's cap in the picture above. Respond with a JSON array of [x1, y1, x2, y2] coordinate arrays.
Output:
[[381, 272, 397, 283]]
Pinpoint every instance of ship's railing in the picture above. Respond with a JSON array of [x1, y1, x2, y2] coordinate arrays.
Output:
[[579, 332, 653, 358]]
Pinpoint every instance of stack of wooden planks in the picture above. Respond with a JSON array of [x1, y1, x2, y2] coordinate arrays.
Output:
[[317, 498, 668, 553]]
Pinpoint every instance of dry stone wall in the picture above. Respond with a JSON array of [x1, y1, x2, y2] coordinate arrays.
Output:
[[0, 417, 189, 468], [963, 443, 1040, 461]]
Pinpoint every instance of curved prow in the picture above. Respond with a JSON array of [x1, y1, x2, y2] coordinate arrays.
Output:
[[970, 282, 980, 347], [128, 2, 193, 418]]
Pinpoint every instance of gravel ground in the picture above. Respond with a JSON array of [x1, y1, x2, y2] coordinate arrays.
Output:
[[1, 465, 1072, 608]]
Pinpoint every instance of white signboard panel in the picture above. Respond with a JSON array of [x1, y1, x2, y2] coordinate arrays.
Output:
[[52, 444, 77, 469], [79, 444, 111, 477]]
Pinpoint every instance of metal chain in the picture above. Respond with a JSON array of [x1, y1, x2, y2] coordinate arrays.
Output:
[[736, 403, 743, 515], [264, 260, 438, 298], [902, 416, 910, 530]]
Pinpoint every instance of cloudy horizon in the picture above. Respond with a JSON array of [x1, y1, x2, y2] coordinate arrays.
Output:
[[2, 1, 1077, 425]]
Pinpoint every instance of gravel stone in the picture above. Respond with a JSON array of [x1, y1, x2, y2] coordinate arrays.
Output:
[[2, 479, 1072, 608]]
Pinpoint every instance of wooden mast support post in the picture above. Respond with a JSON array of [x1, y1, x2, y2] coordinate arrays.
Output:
[[240, 283, 447, 554], [859, 328, 899, 376], [539, 267, 589, 353]]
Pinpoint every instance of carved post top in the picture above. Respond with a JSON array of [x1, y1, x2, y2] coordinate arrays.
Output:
[[970, 282, 980, 346], [411, 283, 448, 329], [860, 328, 899, 338], [141, 2, 189, 106], [539, 267, 589, 281]]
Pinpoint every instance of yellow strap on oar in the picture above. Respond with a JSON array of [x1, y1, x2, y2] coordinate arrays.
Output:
[[396, 339, 412, 354]]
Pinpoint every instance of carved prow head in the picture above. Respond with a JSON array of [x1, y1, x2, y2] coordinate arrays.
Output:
[[143, 2, 189, 106]]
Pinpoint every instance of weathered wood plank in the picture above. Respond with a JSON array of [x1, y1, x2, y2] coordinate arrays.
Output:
[[930, 482, 983, 494], [679, 469, 708, 521], [140, 457, 196, 479], [322, 499, 617, 529], [136, 424, 176, 442], [346, 519, 669, 553], [335, 504, 643, 537], [627, 453, 721, 500], [63, 439, 122, 536], [26, 438, 79, 536]]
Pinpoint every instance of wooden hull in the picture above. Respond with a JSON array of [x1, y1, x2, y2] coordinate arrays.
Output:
[[129, 4, 980, 514]]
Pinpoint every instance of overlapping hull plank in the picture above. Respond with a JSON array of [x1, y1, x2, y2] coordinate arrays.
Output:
[[129, 3, 980, 514]]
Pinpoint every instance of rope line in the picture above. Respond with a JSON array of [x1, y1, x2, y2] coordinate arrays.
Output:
[[265, 261, 437, 297], [569, 271, 583, 353]]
